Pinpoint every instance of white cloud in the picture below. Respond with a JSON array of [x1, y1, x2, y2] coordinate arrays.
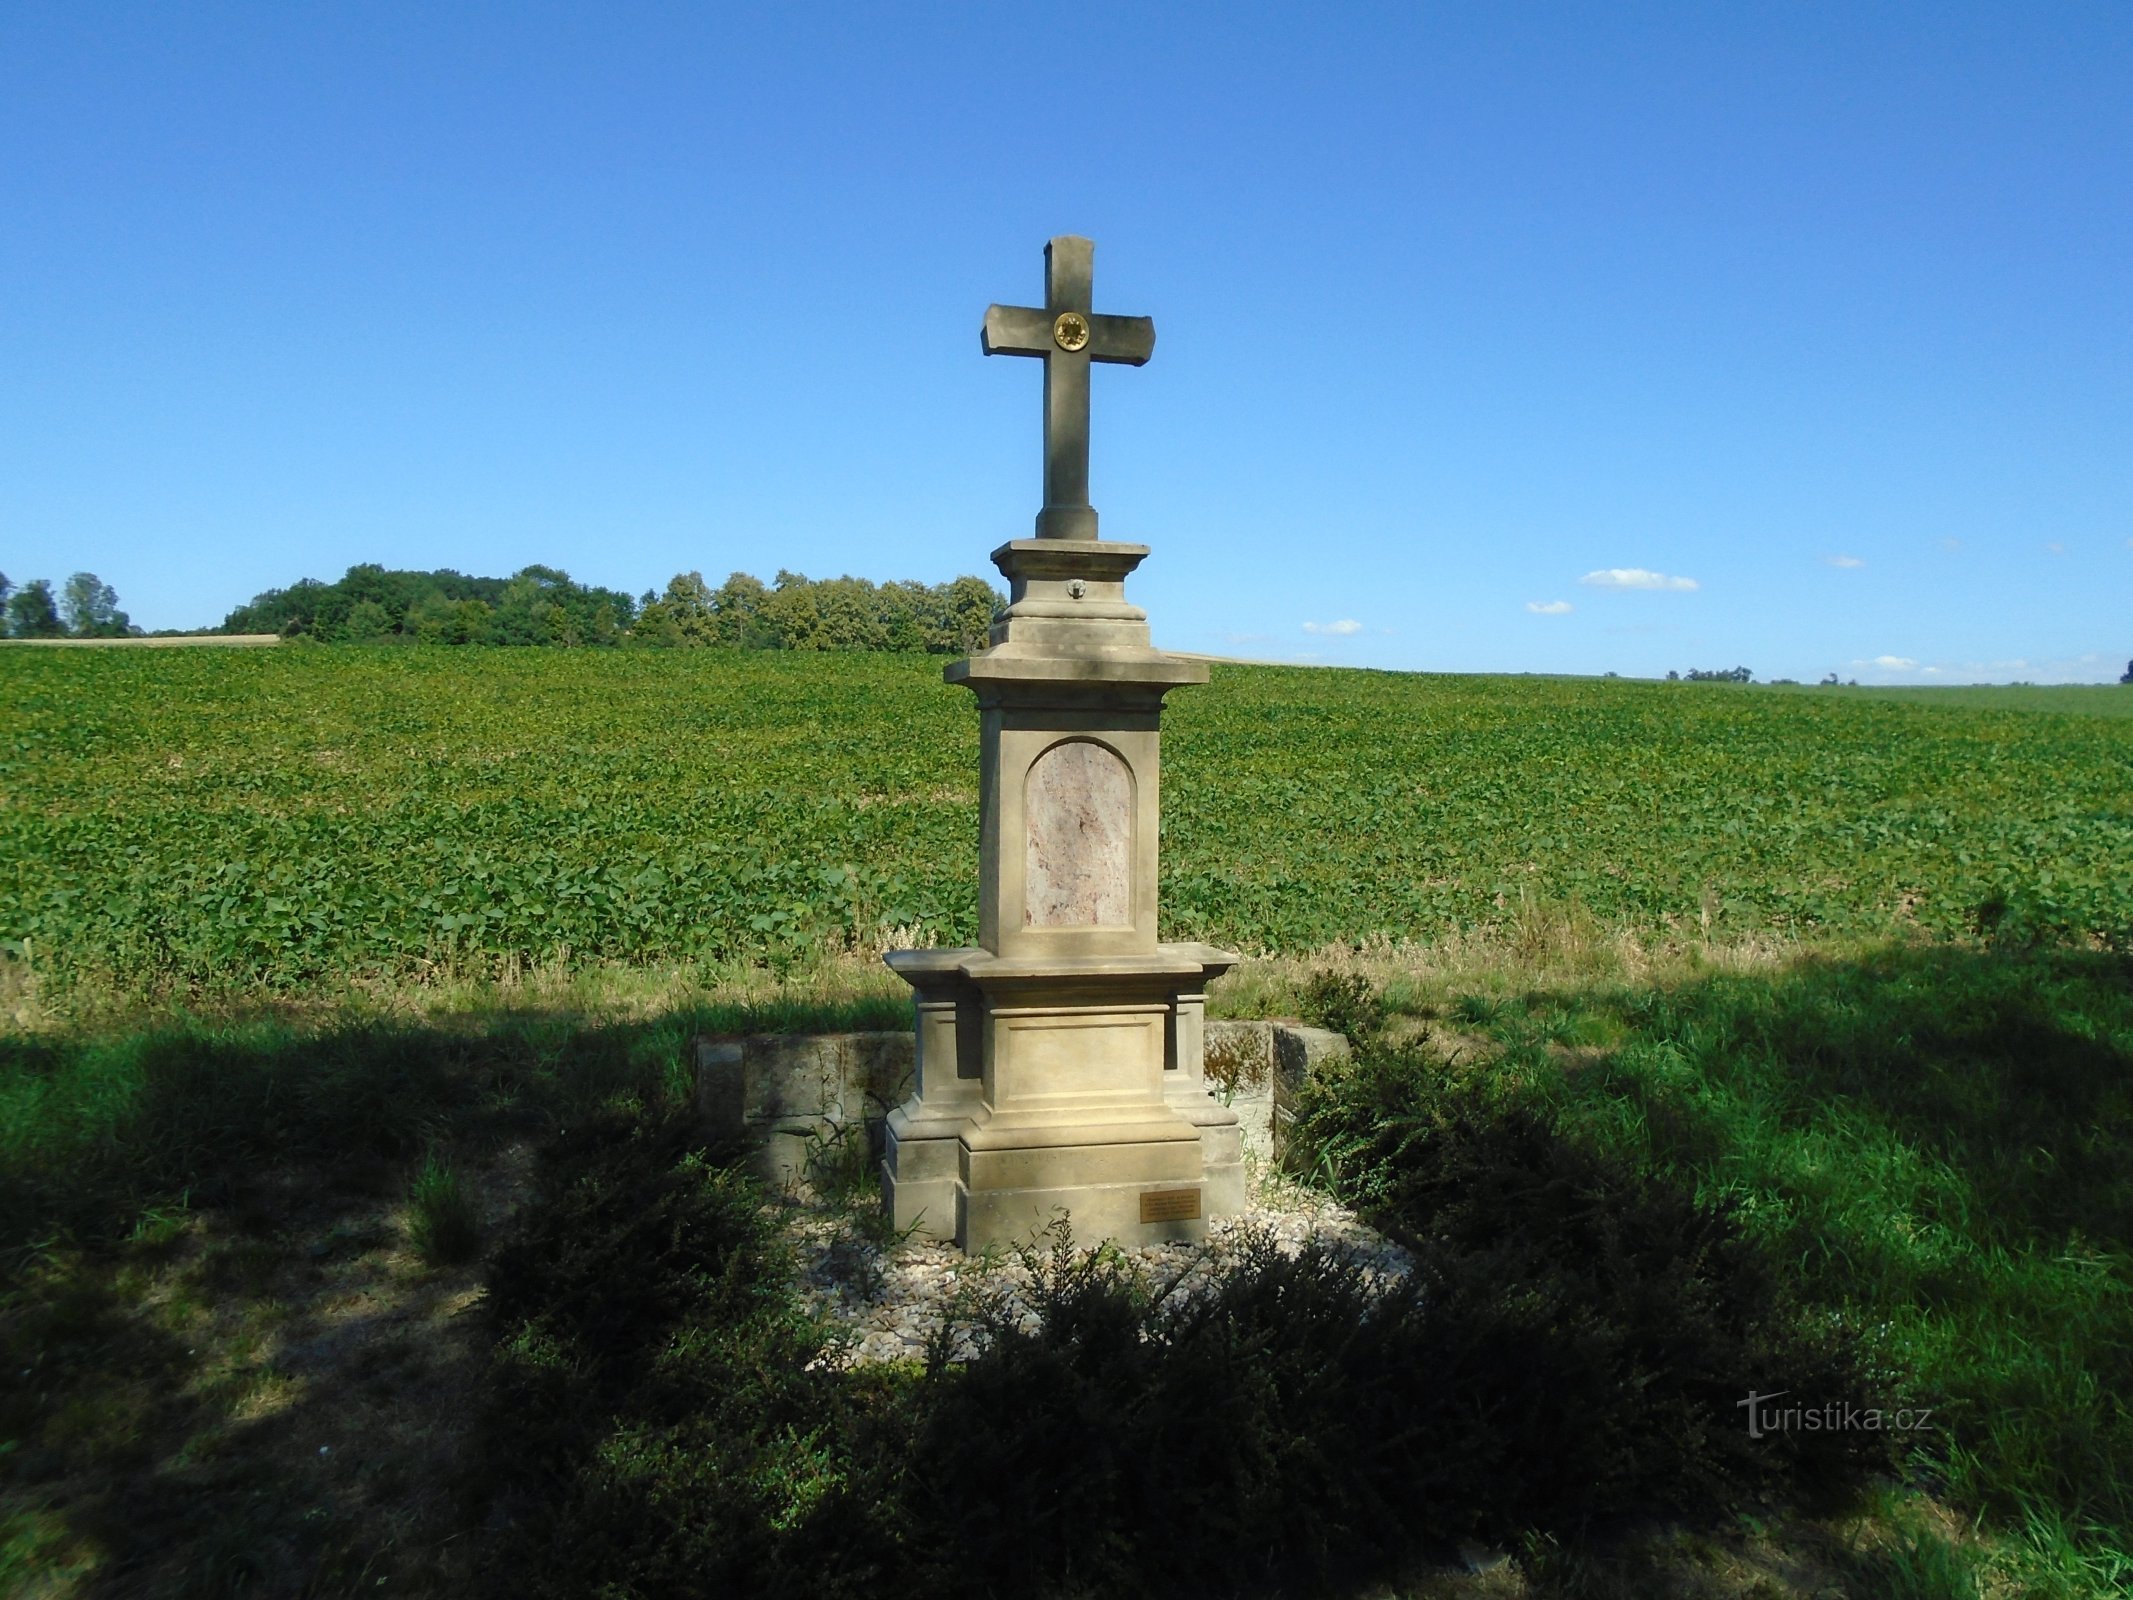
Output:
[[1525, 600, 1573, 615], [1940, 538, 1964, 553], [1843, 651, 2118, 684], [1826, 555, 1865, 569], [1302, 619, 1364, 636], [1578, 568, 1700, 592], [2046, 541, 2067, 554]]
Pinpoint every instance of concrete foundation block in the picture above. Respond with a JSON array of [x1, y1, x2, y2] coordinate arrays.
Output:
[[696, 1039, 746, 1143], [838, 1032, 917, 1122], [742, 1035, 841, 1124], [694, 1032, 915, 1183]]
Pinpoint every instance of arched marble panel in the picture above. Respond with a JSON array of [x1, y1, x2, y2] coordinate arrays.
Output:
[[1023, 739, 1133, 927]]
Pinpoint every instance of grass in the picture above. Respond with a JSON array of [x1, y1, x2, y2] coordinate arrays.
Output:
[[0, 958, 913, 1264], [1287, 941, 2133, 1594], [0, 974, 920, 1599], [407, 1154, 481, 1266], [5, 935, 2128, 1594]]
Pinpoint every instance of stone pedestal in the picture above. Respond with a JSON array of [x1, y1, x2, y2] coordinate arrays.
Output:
[[882, 535, 1240, 1252], [882, 944, 1240, 1247]]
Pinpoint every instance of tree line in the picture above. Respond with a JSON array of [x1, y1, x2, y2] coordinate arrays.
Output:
[[223, 564, 639, 646], [1, 572, 133, 638], [219, 563, 1003, 654]]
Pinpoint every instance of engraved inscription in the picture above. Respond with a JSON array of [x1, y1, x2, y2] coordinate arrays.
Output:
[[1024, 740, 1132, 928], [1140, 1188, 1202, 1223]]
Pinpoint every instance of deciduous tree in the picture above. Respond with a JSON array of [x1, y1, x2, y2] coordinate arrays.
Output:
[[60, 572, 130, 637], [6, 579, 63, 638]]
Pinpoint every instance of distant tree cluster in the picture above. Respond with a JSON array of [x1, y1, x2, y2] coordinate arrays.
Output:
[[218, 562, 1004, 654], [1665, 666, 1754, 683], [222, 564, 638, 645], [2121, 658, 2132, 685], [1, 571, 134, 639], [630, 569, 1000, 654]]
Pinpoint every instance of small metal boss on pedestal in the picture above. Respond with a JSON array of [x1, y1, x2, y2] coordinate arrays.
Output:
[[879, 237, 1241, 1253]]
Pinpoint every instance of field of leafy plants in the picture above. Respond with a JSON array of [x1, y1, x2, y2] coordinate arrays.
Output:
[[3, 645, 2130, 999]]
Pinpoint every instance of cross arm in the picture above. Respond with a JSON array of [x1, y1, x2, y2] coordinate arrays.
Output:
[[981, 304, 1157, 365], [1085, 313, 1155, 366], [982, 304, 1052, 357]]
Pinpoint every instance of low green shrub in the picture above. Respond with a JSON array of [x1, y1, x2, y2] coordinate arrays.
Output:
[[471, 1113, 890, 1598], [467, 1086, 1891, 1597], [1298, 969, 1385, 1043], [1290, 1051, 1891, 1532], [904, 1224, 1458, 1595], [1973, 884, 2131, 953]]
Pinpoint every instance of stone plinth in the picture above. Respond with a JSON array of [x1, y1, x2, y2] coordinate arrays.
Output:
[[882, 944, 1239, 1248], [880, 538, 1241, 1251]]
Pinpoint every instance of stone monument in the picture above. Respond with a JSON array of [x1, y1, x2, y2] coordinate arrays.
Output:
[[879, 236, 1242, 1252]]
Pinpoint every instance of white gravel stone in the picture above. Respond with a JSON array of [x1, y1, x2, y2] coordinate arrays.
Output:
[[772, 1159, 1414, 1369]]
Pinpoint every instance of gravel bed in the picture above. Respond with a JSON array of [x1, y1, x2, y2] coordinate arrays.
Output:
[[771, 1162, 1415, 1368]]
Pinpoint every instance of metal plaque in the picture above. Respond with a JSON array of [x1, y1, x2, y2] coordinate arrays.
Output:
[[1140, 1187, 1202, 1223], [1052, 311, 1091, 352]]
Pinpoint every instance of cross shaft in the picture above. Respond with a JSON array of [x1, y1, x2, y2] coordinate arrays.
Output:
[[982, 235, 1155, 540]]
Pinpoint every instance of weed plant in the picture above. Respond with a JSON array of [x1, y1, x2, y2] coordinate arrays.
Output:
[[407, 1153, 481, 1265], [1297, 968, 1386, 1043], [472, 1112, 880, 1598]]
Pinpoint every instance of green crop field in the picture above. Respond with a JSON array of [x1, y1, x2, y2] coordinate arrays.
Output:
[[3, 647, 2129, 1000]]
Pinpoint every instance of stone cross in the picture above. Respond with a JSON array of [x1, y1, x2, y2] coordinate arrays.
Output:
[[981, 234, 1156, 541], [879, 235, 1238, 1254]]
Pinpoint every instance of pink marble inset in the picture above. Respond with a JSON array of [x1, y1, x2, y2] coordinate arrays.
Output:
[[1024, 740, 1132, 927]]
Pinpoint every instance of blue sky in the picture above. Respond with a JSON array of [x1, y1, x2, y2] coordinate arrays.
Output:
[[3, 3, 2127, 682]]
